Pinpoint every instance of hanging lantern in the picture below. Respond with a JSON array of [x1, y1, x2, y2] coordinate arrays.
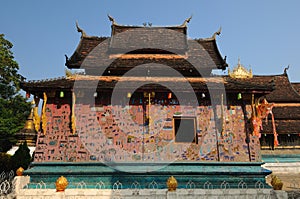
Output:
[[168, 93, 172, 99], [237, 93, 242, 100], [93, 92, 98, 97], [60, 91, 64, 98], [127, 92, 132, 98]]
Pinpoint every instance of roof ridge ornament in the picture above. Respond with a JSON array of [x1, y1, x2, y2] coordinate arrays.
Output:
[[180, 15, 192, 27], [211, 27, 222, 39], [108, 14, 117, 25], [76, 21, 87, 38], [284, 65, 290, 75]]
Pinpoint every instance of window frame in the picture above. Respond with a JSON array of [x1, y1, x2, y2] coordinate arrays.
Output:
[[173, 115, 198, 144]]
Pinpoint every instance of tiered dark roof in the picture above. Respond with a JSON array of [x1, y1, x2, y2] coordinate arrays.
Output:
[[65, 19, 228, 76], [109, 24, 188, 54], [23, 18, 277, 99]]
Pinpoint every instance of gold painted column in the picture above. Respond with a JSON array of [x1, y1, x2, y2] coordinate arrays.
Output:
[[33, 96, 40, 132], [41, 92, 47, 134], [71, 91, 76, 134]]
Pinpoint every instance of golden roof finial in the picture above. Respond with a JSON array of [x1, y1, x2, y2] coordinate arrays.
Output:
[[108, 14, 117, 25], [76, 21, 87, 38], [228, 58, 253, 79], [211, 27, 222, 39], [181, 15, 193, 27]]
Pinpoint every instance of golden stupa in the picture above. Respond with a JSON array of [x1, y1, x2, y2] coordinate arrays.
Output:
[[15, 102, 37, 147]]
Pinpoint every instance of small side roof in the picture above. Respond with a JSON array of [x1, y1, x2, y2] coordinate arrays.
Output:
[[265, 73, 300, 102], [21, 75, 274, 96]]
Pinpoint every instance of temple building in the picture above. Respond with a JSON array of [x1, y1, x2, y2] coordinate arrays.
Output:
[[21, 17, 275, 188]]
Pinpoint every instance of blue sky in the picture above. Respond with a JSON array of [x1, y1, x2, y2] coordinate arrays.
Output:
[[1, 0, 300, 82]]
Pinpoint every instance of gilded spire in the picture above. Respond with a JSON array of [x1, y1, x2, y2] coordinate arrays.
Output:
[[23, 107, 34, 130], [228, 58, 253, 79]]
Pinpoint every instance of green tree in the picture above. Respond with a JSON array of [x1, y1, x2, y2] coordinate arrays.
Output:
[[0, 34, 31, 152]]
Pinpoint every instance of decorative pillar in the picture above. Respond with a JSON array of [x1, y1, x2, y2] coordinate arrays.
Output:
[[220, 94, 226, 136], [240, 95, 251, 161], [41, 92, 47, 134], [33, 96, 40, 132], [71, 91, 76, 134]]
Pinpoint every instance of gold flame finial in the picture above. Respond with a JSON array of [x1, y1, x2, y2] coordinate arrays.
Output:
[[16, 167, 24, 176], [167, 176, 178, 191], [271, 175, 283, 190], [55, 176, 68, 192]]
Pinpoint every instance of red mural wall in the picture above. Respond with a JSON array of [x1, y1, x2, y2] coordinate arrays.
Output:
[[33, 98, 261, 162]]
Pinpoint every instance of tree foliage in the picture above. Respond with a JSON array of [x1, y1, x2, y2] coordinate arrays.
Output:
[[0, 34, 31, 152], [0, 142, 32, 172], [11, 141, 32, 171], [0, 152, 12, 172]]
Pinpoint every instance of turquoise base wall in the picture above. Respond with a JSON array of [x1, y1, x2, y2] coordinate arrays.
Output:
[[24, 162, 271, 189]]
